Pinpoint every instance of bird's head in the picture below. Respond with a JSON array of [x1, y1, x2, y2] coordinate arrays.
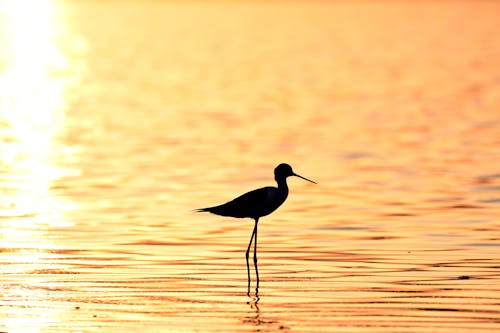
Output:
[[274, 163, 316, 184]]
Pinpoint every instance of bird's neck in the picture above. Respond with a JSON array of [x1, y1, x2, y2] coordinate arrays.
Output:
[[276, 177, 289, 193]]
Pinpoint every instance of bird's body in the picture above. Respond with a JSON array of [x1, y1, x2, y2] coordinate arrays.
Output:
[[195, 185, 288, 220], [195, 163, 316, 296]]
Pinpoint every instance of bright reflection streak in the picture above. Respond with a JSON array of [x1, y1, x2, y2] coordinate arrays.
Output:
[[0, 0, 75, 225], [0, 0, 81, 331]]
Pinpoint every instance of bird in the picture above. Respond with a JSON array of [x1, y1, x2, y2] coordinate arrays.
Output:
[[194, 163, 316, 296]]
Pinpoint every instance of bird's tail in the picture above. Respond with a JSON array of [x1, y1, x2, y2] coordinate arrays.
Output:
[[193, 207, 211, 213], [192, 205, 233, 217]]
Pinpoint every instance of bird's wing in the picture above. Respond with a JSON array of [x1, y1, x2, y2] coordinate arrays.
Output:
[[199, 186, 277, 219]]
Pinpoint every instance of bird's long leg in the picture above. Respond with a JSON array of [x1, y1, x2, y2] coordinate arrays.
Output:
[[254, 218, 259, 295], [246, 221, 257, 296]]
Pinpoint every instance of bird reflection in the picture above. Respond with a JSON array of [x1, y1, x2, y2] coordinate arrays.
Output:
[[195, 163, 316, 295], [247, 293, 260, 310], [242, 294, 289, 332]]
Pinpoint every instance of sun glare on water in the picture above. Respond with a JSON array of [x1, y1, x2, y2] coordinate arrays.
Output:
[[1, 1, 80, 331], [0, 0, 76, 227]]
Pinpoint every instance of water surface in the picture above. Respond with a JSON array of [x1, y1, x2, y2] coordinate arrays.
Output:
[[1, 1, 499, 332]]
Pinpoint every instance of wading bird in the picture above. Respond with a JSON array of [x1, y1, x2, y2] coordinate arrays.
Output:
[[194, 163, 316, 296]]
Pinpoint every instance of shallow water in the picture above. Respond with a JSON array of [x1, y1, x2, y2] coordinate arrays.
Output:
[[1, 0, 500, 332]]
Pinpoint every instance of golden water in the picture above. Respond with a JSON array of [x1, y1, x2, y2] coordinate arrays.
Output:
[[1, 1, 499, 332]]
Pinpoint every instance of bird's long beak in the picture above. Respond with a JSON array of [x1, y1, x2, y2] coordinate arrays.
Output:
[[293, 173, 317, 184]]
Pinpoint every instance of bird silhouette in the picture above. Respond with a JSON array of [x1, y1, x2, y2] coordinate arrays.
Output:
[[195, 163, 316, 296]]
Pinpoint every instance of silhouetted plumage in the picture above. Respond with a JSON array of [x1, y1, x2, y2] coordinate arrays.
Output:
[[194, 184, 288, 219], [195, 163, 316, 296]]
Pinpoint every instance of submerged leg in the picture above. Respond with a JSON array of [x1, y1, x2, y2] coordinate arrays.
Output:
[[246, 220, 258, 296]]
